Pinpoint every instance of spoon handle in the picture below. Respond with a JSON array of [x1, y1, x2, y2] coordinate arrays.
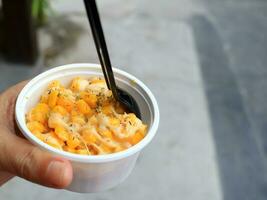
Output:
[[84, 0, 119, 99]]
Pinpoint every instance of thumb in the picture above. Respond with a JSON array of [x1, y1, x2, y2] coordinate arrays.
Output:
[[0, 129, 73, 188]]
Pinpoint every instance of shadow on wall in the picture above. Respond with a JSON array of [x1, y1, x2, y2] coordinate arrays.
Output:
[[188, 15, 267, 200]]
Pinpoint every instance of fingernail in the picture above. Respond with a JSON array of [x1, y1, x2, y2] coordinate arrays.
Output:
[[46, 161, 67, 187]]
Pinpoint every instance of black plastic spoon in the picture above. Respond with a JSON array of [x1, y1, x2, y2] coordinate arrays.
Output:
[[83, 0, 141, 118]]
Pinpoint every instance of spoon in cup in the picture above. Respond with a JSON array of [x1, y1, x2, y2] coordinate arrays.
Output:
[[83, 0, 141, 118]]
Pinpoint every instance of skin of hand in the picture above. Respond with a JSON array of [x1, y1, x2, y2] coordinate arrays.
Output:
[[0, 81, 73, 188]]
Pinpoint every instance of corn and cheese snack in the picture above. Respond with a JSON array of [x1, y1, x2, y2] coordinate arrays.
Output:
[[26, 77, 147, 155]]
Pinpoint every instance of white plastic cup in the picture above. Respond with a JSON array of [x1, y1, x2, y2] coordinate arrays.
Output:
[[15, 63, 159, 193]]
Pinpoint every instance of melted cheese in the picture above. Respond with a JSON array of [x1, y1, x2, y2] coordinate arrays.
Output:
[[26, 77, 147, 155]]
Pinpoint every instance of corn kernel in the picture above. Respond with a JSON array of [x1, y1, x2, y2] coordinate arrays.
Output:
[[99, 143, 111, 153], [90, 79, 105, 84], [109, 117, 120, 127], [130, 131, 144, 145], [57, 96, 74, 112], [100, 130, 113, 139], [71, 115, 86, 125], [44, 134, 62, 150], [54, 126, 69, 141], [67, 135, 80, 148], [27, 121, 46, 133], [63, 146, 76, 153], [102, 105, 113, 115], [76, 149, 89, 155], [82, 130, 97, 144], [52, 105, 68, 116], [114, 146, 125, 152], [81, 92, 97, 108], [27, 111, 47, 124], [77, 99, 91, 114], [48, 90, 59, 108], [48, 80, 62, 89], [70, 77, 88, 92], [40, 95, 48, 104]]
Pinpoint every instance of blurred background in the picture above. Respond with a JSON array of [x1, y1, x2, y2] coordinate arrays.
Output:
[[0, 0, 267, 199]]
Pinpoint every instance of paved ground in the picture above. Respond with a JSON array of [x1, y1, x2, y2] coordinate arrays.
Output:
[[1, 0, 267, 199]]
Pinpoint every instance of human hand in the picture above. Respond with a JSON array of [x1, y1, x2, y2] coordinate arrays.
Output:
[[0, 81, 73, 188]]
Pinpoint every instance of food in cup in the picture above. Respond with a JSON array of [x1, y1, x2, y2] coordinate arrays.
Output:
[[16, 64, 159, 193], [26, 76, 147, 155]]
